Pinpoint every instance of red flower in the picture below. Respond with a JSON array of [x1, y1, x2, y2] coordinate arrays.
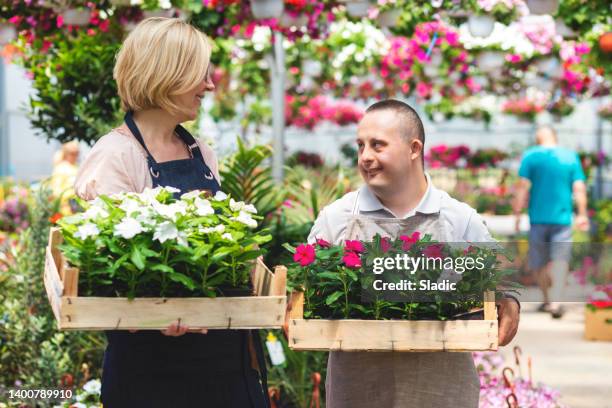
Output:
[[316, 238, 331, 248], [590, 301, 612, 309], [294, 244, 316, 266], [399, 232, 421, 251], [49, 213, 63, 224], [423, 244, 444, 259], [344, 240, 365, 253], [343, 251, 362, 268], [380, 237, 392, 253]]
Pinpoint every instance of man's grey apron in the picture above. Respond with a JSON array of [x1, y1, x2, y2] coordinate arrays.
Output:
[[325, 191, 480, 408]]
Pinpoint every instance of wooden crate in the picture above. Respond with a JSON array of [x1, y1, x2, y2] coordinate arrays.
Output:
[[288, 291, 498, 352], [584, 307, 612, 342], [44, 228, 286, 330]]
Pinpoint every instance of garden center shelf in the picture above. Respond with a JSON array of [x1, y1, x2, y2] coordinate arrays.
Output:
[[287, 291, 498, 352], [44, 228, 287, 331]]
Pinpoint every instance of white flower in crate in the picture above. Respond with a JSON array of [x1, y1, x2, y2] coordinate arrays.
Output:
[[194, 197, 214, 216], [234, 210, 257, 228], [229, 198, 245, 212], [243, 203, 257, 214], [74, 223, 100, 240], [213, 191, 228, 201], [153, 221, 181, 244], [153, 200, 188, 222], [200, 225, 225, 234], [114, 217, 145, 239], [222, 232, 233, 241], [119, 197, 144, 217], [82, 205, 109, 220]]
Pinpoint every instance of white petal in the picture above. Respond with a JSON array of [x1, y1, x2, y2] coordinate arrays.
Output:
[[213, 191, 228, 201]]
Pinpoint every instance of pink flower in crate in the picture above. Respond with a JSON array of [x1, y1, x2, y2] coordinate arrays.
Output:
[[344, 240, 365, 253], [294, 244, 316, 266], [342, 251, 362, 268], [423, 244, 444, 259], [399, 232, 420, 251], [316, 238, 331, 248]]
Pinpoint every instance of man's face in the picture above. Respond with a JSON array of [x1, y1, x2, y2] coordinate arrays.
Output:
[[356, 110, 421, 192]]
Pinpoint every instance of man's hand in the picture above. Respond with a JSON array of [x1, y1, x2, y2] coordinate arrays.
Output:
[[514, 215, 522, 234], [497, 298, 520, 347], [574, 214, 589, 232]]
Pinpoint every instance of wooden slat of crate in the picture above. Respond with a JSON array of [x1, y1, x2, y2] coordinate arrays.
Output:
[[44, 228, 287, 331], [289, 319, 498, 351], [288, 291, 498, 352], [58, 296, 285, 330]]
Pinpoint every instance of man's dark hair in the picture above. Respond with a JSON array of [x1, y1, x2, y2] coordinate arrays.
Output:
[[365, 99, 426, 165]]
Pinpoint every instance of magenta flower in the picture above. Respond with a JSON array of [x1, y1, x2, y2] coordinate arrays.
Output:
[[294, 244, 316, 266], [380, 237, 392, 253], [316, 238, 331, 248], [342, 251, 362, 268], [423, 244, 444, 259], [399, 232, 420, 251], [344, 240, 365, 253]]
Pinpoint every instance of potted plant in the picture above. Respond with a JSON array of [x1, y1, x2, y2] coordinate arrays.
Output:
[[585, 284, 612, 341], [60, 7, 91, 26], [0, 21, 17, 45]]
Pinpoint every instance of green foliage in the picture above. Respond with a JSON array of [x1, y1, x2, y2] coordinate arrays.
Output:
[[0, 184, 105, 403], [22, 30, 122, 145], [266, 331, 327, 408], [219, 138, 283, 224]]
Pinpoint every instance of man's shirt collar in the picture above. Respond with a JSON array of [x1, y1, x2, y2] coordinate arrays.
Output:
[[358, 172, 441, 218]]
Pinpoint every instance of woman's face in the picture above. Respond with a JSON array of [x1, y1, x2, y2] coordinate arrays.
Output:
[[173, 64, 215, 122]]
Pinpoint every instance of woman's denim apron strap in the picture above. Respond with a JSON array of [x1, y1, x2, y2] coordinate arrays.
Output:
[[325, 192, 480, 408], [124, 111, 220, 196], [101, 112, 269, 407]]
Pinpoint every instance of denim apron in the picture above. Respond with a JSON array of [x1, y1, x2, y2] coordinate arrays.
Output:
[[325, 191, 480, 408], [100, 112, 270, 408]]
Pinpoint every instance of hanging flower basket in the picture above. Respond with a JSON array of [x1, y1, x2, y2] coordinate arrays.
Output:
[[250, 0, 284, 19], [526, 0, 558, 15], [344, 0, 371, 18], [377, 8, 402, 28], [468, 14, 495, 38], [0, 22, 17, 46], [60, 8, 91, 26]]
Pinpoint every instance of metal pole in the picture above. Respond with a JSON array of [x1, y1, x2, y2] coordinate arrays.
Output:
[[0, 61, 9, 177], [594, 107, 604, 200], [270, 31, 285, 182]]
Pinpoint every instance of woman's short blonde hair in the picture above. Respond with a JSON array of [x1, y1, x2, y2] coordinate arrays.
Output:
[[114, 17, 212, 116]]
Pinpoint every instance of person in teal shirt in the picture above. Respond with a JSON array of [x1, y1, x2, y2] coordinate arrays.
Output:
[[514, 125, 589, 318]]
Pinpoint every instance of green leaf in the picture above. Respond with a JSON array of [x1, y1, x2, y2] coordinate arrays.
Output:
[[325, 291, 343, 305], [167, 272, 196, 290], [130, 246, 145, 271]]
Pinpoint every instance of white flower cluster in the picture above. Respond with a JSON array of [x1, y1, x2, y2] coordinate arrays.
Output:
[[65, 186, 259, 247]]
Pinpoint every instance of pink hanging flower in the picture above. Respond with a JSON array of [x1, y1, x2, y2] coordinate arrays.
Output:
[[344, 240, 365, 253], [294, 244, 316, 266], [343, 251, 362, 268]]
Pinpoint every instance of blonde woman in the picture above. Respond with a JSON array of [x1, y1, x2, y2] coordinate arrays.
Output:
[[74, 18, 270, 407], [50, 141, 79, 214]]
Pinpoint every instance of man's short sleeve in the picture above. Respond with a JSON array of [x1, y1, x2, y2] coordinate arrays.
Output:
[[518, 152, 532, 180], [571, 152, 586, 182]]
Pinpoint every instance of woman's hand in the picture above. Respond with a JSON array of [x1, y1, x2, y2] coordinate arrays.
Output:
[[160, 320, 208, 336]]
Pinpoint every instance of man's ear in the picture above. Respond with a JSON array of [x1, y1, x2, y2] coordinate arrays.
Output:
[[410, 139, 423, 161]]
